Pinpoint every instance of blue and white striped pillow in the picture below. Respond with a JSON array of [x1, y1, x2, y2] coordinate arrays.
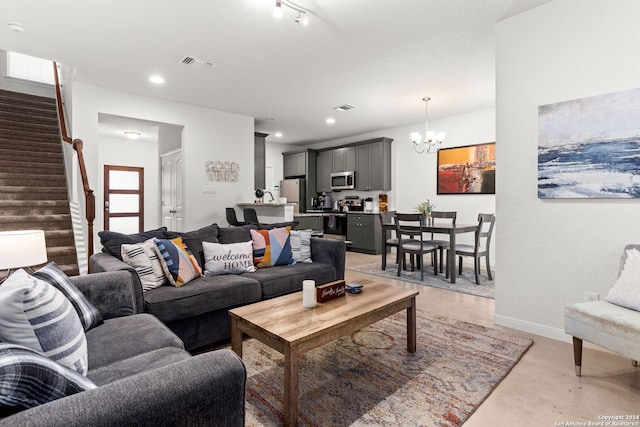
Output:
[[0, 343, 96, 417], [0, 270, 88, 375], [33, 262, 103, 331]]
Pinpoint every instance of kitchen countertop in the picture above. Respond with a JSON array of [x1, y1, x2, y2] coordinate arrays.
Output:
[[237, 202, 296, 207], [296, 211, 380, 217]]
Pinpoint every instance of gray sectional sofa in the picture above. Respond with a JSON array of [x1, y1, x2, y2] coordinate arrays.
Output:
[[1, 270, 246, 427], [90, 223, 346, 351]]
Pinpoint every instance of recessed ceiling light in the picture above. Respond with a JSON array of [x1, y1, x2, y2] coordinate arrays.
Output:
[[124, 131, 142, 139], [326, 118, 336, 125], [8, 22, 26, 32], [275, 132, 283, 138], [149, 75, 165, 84]]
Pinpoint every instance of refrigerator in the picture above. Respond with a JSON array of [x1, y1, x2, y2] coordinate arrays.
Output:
[[280, 178, 306, 214]]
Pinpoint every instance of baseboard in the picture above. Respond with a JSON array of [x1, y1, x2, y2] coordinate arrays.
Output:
[[493, 314, 571, 343]]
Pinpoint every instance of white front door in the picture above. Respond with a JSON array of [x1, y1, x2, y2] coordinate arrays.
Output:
[[161, 150, 184, 231]]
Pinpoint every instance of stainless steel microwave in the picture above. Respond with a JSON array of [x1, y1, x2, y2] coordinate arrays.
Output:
[[331, 171, 355, 191]]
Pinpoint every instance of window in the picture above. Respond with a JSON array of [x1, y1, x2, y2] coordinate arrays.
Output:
[[7, 51, 55, 85]]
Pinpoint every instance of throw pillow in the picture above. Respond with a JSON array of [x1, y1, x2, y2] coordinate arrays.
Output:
[[605, 248, 640, 311], [0, 270, 88, 375], [290, 229, 313, 264], [98, 227, 168, 259], [32, 262, 103, 331], [202, 241, 256, 276], [250, 226, 295, 268], [153, 237, 202, 287], [121, 238, 169, 291], [0, 343, 97, 417], [163, 223, 220, 269]]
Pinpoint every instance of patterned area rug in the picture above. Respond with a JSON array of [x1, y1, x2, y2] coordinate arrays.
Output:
[[242, 310, 532, 426], [347, 262, 495, 299]]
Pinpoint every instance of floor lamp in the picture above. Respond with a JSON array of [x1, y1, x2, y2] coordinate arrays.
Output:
[[0, 230, 48, 283]]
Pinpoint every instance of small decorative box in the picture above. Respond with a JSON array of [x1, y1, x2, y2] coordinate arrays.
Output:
[[316, 280, 346, 303]]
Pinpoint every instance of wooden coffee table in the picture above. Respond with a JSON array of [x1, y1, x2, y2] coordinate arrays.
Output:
[[229, 281, 418, 427]]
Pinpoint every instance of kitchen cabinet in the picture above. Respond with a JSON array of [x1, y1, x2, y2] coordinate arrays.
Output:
[[316, 150, 332, 193], [332, 146, 356, 172], [254, 132, 267, 190], [355, 138, 392, 191], [347, 213, 381, 254], [283, 151, 307, 178], [294, 215, 323, 231]]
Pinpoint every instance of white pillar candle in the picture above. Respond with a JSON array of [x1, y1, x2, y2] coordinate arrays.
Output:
[[302, 280, 316, 307]]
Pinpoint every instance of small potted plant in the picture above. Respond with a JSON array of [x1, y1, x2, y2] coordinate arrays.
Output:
[[416, 199, 435, 224]]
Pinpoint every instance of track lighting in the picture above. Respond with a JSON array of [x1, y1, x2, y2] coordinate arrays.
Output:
[[273, 0, 310, 26]]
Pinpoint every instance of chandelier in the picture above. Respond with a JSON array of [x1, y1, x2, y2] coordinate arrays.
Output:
[[411, 97, 445, 154]]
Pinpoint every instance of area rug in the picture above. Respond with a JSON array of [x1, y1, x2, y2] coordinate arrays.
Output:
[[241, 310, 532, 426], [347, 262, 494, 299]]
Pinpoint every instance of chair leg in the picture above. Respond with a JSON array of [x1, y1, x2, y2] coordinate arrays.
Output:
[[397, 250, 402, 277], [445, 249, 450, 279], [632, 360, 638, 367], [458, 256, 463, 275], [473, 256, 480, 284], [382, 247, 387, 270], [420, 254, 424, 281], [572, 337, 583, 376], [432, 252, 437, 275], [485, 255, 493, 281], [438, 247, 444, 273]]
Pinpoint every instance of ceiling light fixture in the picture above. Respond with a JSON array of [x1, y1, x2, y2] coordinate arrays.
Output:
[[275, 132, 283, 138], [411, 97, 445, 154], [124, 131, 142, 140], [326, 118, 336, 125], [8, 22, 26, 33], [273, 0, 310, 26]]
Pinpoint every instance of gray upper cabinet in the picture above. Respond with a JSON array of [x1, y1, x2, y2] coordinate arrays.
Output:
[[332, 146, 356, 172], [316, 150, 332, 193], [254, 132, 267, 190], [355, 138, 392, 191], [283, 151, 307, 178]]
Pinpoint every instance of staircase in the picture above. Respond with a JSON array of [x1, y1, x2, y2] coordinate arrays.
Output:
[[0, 89, 79, 279]]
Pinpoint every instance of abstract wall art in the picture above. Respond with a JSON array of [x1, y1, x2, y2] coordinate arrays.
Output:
[[538, 88, 640, 198], [437, 142, 495, 195]]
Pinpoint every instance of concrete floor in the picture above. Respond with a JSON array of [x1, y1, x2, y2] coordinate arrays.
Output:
[[345, 251, 640, 426]]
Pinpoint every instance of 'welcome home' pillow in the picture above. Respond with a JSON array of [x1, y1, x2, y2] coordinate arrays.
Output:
[[250, 226, 295, 268], [202, 241, 256, 276], [153, 237, 202, 287]]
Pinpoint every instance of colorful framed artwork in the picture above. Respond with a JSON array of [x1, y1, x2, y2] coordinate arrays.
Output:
[[538, 87, 640, 198], [437, 142, 496, 195]]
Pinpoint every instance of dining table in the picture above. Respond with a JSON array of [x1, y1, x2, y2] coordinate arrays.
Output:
[[381, 220, 478, 284]]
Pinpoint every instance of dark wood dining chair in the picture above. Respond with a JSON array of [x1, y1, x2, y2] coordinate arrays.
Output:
[[395, 213, 437, 281], [424, 211, 457, 274], [379, 210, 398, 270], [242, 208, 260, 225], [226, 207, 247, 226], [448, 213, 495, 285]]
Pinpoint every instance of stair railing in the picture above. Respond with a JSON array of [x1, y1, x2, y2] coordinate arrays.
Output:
[[53, 62, 95, 260]]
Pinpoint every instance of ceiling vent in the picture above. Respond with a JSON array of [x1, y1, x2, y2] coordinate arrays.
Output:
[[333, 104, 356, 112], [180, 55, 214, 69]]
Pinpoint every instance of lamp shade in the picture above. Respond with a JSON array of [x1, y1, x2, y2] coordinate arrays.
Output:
[[0, 230, 47, 269]]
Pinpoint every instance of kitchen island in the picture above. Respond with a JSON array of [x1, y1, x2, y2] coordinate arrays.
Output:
[[236, 202, 296, 223]]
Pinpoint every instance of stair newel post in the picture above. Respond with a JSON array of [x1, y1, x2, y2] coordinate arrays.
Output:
[[72, 139, 95, 259]]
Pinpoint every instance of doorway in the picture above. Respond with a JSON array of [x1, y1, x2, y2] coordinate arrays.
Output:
[[161, 150, 184, 231], [103, 165, 144, 233]]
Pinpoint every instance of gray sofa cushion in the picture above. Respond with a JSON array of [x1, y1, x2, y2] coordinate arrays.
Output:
[[143, 275, 262, 324], [88, 347, 191, 386], [99, 227, 168, 259], [86, 314, 183, 370], [244, 263, 337, 299], [217, 224, 257, 244]]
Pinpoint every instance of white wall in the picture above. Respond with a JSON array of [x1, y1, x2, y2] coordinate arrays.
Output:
[[304, 108, 497, 250], [495, 0, 640, 340], [99, 136, 160, 231], [70, 83, 254, 251]]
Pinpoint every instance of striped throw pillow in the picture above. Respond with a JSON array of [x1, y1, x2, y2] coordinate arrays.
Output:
[[0, 343, 96, 417], [121, 238, 169, 291], [33, 262, 103, 331], [153, 237, 202, 287], [0, 270, 88, 375]]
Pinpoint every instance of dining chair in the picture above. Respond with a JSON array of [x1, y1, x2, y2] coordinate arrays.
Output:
[[395, 213, 437, 281], [226, 207, 247, 227], [242, 208, 260, 225], [448, 213, 495, 285], [379, 210, 399, 270], [424, 211, 457, 274]]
